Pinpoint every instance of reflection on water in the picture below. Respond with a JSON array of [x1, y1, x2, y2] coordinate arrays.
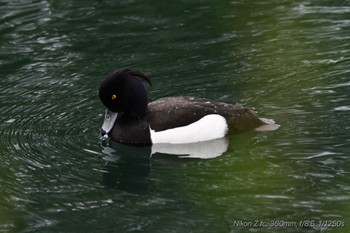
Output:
[[151, 138, 228, 159], [102, 137, 229, 160], [1, 0, 350, 232], [101, 138, 228, 193], [102, 143, 152, 194]]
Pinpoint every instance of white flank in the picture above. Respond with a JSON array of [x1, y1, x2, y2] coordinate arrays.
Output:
[[150, 114, 228, 144]]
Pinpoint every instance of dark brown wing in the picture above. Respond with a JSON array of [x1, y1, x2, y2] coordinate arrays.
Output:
[[148, 96, 264, 133]]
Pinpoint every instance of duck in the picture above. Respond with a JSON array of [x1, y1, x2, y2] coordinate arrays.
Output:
[[99, 69, 276, 146]]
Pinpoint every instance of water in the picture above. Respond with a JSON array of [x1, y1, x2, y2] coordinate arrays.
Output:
[[1, 0, 349, 232]]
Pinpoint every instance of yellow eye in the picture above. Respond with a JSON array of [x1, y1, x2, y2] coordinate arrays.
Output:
[[111, 94, 117, 100]]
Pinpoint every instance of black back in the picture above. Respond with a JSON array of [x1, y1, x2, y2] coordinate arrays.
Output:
[[148, 96, 264, 134]]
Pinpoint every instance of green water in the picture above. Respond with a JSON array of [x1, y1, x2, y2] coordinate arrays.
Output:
[[1, 0, 350, 232]]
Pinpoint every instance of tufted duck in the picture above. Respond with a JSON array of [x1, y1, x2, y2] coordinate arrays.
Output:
[[99, 69, 277, 145]]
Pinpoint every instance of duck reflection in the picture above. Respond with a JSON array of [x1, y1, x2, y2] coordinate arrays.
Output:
[[101, 142, 151, 193], [151, 138, 228, 159], [101, 138, 228, 193]]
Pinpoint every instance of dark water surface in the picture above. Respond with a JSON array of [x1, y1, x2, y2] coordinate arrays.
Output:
[[1, 0, 350, 232]]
